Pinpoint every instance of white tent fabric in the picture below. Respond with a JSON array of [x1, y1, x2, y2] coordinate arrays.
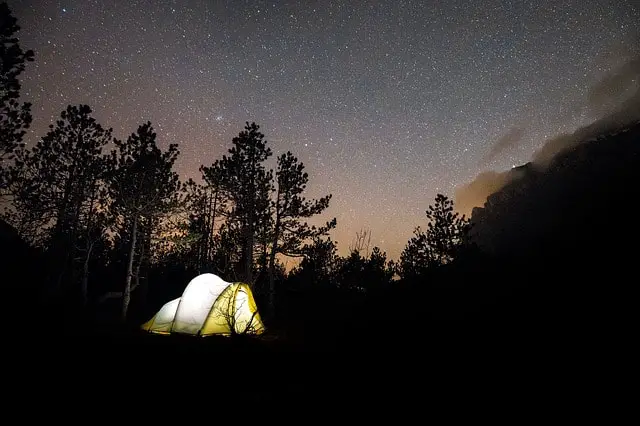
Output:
[[145, 298, 180, 334], [141, 273, 265, 336], [172, 273, 231, 334]]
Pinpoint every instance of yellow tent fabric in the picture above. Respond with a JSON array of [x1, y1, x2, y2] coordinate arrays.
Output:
[[140, 298, 180, 335], [141, 273, 265, 336]]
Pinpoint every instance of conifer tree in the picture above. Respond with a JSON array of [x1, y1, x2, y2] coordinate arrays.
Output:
[[0, 2, 34, 179], [110, 122, 180, 321], [209, 122, 273, 284], [268, 151, 335, 313], [6, 105, 113, 298], [400, 194, 470, 279]]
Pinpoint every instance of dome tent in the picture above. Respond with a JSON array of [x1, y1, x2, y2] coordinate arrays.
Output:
[[141, 273, 265, 336]]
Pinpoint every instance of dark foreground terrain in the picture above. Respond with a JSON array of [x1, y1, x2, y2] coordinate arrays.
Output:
[[6, 287, 624, 418]]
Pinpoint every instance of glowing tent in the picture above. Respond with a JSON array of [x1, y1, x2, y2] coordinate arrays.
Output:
[[141, 273, 265, 336]]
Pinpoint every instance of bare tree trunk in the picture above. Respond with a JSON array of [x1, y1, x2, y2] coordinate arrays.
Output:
[[80, 184, 97, 309], [122, 215, 138, 323], [261, 228, 268, 275], [207, 187, 218, 268], [81, 240, 94, 308], [246, 152, 256, 285], [134, 226, 146, 306], [200, 191, 210, 272], [245, 214, 254, 285], [50, 157, 80, 295], [268, 188, 281, 319], [267, 217, 280, 320]]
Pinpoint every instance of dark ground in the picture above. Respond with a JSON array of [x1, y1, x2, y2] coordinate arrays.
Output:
[[5, 295, 624, 419]]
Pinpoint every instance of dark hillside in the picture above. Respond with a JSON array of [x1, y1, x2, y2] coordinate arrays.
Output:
[[469, 121, 640, 331]]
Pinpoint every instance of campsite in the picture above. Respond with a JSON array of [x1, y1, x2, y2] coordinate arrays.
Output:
[[1, 0, 636, 411]]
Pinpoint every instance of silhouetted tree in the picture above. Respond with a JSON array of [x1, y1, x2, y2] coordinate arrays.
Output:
[[336, 250, 367, 292], [211, 122, 273, 285], [76, 175, 112, 308], [0, 2, 34, 187], [268, 151, 335, 315], [349, 227, 372, 256], [210, 223, 244, 278], [255, 166, 274, 285], [5, 105, 113, 301], [400, 194, 470, 279], [399, 226, 430, 280], [289, 236, 340, 288], [425, 193, 470, 264], [366, 246, 396, 288], [337, 245, 395, 293], [179, 170, 229, 273], [109, 122, 180, 321]]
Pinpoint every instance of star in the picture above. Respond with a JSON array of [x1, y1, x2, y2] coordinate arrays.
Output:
[[11, 0, 639, 259]]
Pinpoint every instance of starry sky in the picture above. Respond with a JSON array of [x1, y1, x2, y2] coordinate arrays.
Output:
[[9, 0, 640, 260]]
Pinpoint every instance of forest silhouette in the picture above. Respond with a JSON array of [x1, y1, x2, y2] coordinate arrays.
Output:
[[1, 3, 637, 407]]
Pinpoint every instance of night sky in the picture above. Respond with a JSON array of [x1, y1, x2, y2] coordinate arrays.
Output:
[[9, 0, 640, 260]]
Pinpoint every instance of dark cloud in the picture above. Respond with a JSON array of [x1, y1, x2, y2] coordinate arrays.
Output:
[[454, 170, 513, 216], [468, 57, 640, 257], [470, 122, 640, 259], [531, 132, 578, 168], [533, 86, 640, 166], [482, 127, 526, 165], [534, 56, 640, 166], [453, 164, 534, 216], [456, 82, 639, 215], [455, 56, 640, 215]]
